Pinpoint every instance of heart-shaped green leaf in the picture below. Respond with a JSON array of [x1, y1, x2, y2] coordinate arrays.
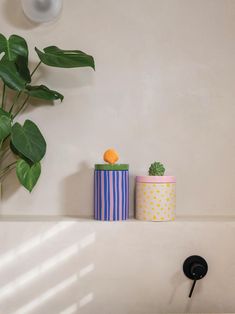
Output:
[[0, 60, 27, 90], [0, 34, 28, 61], [25, 85, 64, 101], [10, 141, 33, 166], [0, 115, 11, 142], [11, 120, 46, 163], [15, 55, 31, 83], [16, 159, 41, 192], [35, 46, 95, 69], [0, 34, 31, 83]]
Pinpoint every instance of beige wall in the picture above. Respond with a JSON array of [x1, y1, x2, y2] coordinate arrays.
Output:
[[0, 0, 235, 216], [0, 2, 235, 313]]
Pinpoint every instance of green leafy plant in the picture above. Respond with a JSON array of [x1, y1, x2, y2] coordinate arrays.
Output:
[[0, 34, 95, 192], [148, 161, 165, 176]]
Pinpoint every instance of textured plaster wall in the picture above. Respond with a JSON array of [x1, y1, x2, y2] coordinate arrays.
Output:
[[0, 0, 235, 216]]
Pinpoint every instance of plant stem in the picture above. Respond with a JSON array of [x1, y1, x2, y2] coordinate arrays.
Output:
[[9, 61, 42, 115], [13, 95, 30, 119], [0, 161, 17, 179], [1, 83, 6, 109], [9, 91, 22, 114], [31, 61, 42, 77]]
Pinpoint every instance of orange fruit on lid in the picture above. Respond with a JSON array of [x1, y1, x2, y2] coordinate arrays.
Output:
[[103, 149, 119, 164]]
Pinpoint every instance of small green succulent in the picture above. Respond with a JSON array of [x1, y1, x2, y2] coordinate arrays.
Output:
[[148, 162, 165, 176]]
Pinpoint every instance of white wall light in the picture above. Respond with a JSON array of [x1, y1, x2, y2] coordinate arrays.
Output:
[[21, 0, 63, 23]]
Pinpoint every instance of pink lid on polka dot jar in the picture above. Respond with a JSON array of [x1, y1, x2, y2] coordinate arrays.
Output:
[[135, 162, 176, 222]]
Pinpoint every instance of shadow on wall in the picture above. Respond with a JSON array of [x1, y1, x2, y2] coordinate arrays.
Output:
[[129, 172, 135, 218], [0, 221, 96, 313], [60, 161, 94, 218], [2, 0, 36, 30], [1, 149, 21, 203], [1, 170, 21, 203], [168, 270, 188, 305]]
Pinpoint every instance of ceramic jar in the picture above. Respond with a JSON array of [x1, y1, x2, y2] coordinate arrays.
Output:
[[135, 176, 176, 221], [94, 164, 129, 221]]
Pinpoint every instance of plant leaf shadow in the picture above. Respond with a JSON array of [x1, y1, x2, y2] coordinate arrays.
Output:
[[168, 270, 188, 304], [1, 160, 21, 203]]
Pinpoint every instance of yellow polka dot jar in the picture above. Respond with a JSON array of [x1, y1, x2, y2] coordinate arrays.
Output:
[[135, 176, 176, 221]]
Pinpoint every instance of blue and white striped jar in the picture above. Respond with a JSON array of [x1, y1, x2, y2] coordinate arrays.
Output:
[[94, 164, 129, 221]]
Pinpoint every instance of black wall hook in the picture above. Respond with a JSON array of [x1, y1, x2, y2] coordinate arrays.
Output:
[[183, 255, 208, 298]]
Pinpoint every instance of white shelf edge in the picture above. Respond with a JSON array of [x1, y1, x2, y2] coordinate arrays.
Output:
[[0, 214, 234, 222]]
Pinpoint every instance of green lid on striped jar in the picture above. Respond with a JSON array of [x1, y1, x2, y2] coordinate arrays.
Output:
[[95, 164, 129, 171]]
